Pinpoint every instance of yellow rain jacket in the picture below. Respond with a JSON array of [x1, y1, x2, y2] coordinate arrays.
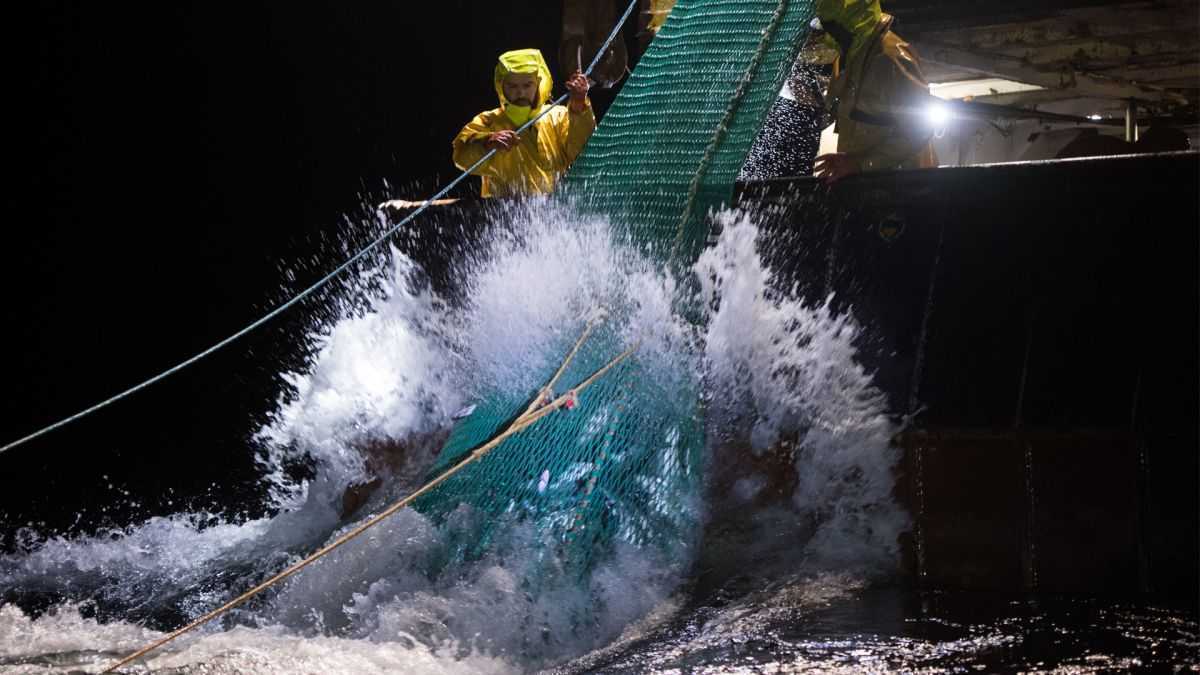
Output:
[[646, 0, 676, 36], [816, 0, 936, 172], [452, 49, 596, 198]]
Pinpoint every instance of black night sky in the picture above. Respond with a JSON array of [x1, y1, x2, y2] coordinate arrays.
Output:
[[2, 2, 597, 539]]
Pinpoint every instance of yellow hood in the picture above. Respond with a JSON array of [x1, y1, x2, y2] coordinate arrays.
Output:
[[815, 0, 883, 64], [493, 48, 554, 111]]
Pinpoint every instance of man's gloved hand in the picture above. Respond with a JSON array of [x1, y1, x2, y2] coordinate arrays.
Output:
[[484, 130, 520, 151], [566, 70, 590, 113], [814, 152, 859, 185]]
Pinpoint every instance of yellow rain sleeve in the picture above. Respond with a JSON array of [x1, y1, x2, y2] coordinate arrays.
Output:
[[452, 111, 508, 182], [451, 109, 546, 198], [843, 38, 936, 172], [545, 101, 597, 174], [646, 0, 676, 35]]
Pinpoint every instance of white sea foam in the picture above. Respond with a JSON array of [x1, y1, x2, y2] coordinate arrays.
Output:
[[0, 603, 512, 674], [698, 210, 908, 570]]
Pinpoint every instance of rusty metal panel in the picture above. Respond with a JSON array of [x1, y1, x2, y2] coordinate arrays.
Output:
[[1143, 432, 1200, 600], [906, 432, 1027, 591], [1027, 432, 1141, 592], [899, 430, 1154, 594]]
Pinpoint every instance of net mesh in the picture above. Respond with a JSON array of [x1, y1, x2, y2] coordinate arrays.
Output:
[[564, 0, 814, 263], [415, 0, 815, 575]]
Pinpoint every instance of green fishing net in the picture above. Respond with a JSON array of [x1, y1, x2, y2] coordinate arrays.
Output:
[[415, 0, 815, 574]]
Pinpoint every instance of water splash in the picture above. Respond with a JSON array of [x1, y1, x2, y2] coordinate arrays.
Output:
[[699, 210, 907, 571], [0, 199, 908, 671], [0, 602, 512, 674]]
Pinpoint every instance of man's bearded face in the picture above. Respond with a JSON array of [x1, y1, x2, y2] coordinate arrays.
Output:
[[502, 73, 539, 107]]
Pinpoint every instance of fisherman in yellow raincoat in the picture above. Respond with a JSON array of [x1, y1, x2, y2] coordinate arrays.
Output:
[[452, 49, 595, 198], [813, 0, 937, 184]]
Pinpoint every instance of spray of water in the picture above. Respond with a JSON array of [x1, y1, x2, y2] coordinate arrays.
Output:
[[0, 199, 905, 672], [699, 211, 908, 570]]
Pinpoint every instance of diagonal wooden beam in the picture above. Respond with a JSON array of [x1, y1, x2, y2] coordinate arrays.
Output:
[[969, 88, 1108, 107], [914, 41, 1189, 103]]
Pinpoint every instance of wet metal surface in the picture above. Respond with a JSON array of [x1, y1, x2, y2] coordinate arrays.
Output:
[[558, 581, 1199, 673]]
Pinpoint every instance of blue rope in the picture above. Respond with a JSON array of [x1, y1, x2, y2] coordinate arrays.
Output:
[[0, 0, 638, 457]]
